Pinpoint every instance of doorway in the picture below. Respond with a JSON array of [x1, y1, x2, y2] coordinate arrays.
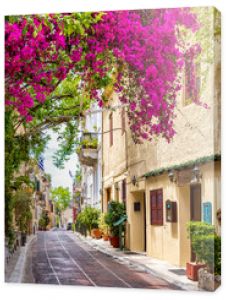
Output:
[[103, 187, 111, 212], [190, 184, 201, 261], [143, 192, 146, 252], [130, 191, 146, 252]]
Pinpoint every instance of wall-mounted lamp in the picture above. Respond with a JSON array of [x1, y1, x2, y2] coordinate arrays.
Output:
[[168, 169, 177, 183], [190, 165, 202, 184], [131, 175, 137, 186]]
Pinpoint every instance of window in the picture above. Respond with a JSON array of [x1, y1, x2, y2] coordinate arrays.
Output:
[[184, 56, 201, 106], [150, 189, 163, 225], [121, 107, 126, 135], [35, 179, 40, 192], [109, 113, 113, 146]]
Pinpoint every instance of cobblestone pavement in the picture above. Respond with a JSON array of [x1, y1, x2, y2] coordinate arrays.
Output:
[[26, 229, 180, 289]]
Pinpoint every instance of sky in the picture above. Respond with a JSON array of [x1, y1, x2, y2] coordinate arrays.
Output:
[[43, 129, 79, 193]]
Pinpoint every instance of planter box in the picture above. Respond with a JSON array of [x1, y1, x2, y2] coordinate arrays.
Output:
[[198, 268, 221, 291], [186, 262, 206, 281], [110, 236, 120, 248]]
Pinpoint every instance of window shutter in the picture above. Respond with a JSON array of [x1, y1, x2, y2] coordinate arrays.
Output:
[[150, 189, 163, 225], [122, 179, 126, 202]]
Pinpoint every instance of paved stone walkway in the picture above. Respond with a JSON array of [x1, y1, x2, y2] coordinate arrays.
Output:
[[5, 235, 36, 283], [71, 231, 201, 291], [25, 229, 180, 290], [6, 229, 202, 291]]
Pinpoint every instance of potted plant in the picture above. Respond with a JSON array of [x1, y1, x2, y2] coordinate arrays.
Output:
[[186, 221, 216, 282], [197, 233, 221, 291], [75, 215, 87, 237], [77, 206, 101, 237], [99, 213, 109, 241], [105, 201, 126, 248]]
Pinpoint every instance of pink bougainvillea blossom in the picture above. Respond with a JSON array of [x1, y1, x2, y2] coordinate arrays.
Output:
[[5, 8, 202, 142]]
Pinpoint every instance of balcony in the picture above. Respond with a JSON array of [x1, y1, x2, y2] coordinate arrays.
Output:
[[77, 133, 98, 166]]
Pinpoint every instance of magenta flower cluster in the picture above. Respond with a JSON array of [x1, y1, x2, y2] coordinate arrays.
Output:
[[5, 9, 201, 141]]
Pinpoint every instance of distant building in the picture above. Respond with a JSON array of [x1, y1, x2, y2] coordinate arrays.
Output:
[[77, 103, 102, 210], [30, 163, 54, 231]]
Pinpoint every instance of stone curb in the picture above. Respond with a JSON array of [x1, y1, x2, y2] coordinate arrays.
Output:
[[72, 232, 201, 291], [8, 235, 37, 283]]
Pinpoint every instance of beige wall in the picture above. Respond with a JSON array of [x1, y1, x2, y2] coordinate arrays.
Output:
[[127, 191, 145, 252], [145, 174, 180, 265], [102, 94, 127, 210]]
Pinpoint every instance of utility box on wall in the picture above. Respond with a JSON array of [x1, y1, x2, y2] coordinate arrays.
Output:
[[134, 202, 141, 212], [166, 200, 177, 222]]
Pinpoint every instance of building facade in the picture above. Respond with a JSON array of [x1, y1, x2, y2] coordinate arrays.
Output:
[[32, 167, 54, 231], [78, 103, 102, 210], [102, 8, 221, 267]]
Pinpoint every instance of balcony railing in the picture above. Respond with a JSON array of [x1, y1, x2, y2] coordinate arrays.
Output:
[[80, 132, 98, 149], [77, 132, 98, 166]]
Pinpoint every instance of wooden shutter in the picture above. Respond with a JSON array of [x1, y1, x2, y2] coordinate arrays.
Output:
[[122, 179, 126, 203], [150, 189, 163, 225], [109, 113, 113, 146]]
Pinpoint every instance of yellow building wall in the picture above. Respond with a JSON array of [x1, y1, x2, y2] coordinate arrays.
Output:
[[145, 161, 221, 267], [178, 185, 190, 266], [102, 94, 128, 211], [145, 174, 180, 265], [101, 8, 221, 266], [127, 191, 145, 252]]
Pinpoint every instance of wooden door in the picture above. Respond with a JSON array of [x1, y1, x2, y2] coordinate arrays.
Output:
[[190, 184, 201, 261], [190, 184, 201, 221]]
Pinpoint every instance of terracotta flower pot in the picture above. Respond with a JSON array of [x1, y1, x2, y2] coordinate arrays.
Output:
[[186, 262, 206, 281], [110, 236, 120, 248], [102, 234, 109, 241], [91, 228, 102, 239]]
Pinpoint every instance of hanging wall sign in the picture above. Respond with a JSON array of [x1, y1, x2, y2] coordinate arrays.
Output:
[[202, 202, 212, 224]]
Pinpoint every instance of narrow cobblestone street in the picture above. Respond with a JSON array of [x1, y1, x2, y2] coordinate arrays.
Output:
[[25, 229, 179, 289]]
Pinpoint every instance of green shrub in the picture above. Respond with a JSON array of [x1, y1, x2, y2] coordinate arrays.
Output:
[[13, 190, 32, 233], [98, 213, 109, 235], [38, 212, 50, 230], [187, 221, 221, 274], [72, 223, 76, 232], [76, 206, 100, 235], [214, 235, 221, 275], [105, 201, 126, 237]]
